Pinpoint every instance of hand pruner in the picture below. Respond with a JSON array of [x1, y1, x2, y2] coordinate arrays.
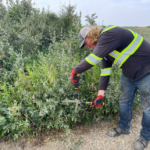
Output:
[[62, 74, 104, 113]]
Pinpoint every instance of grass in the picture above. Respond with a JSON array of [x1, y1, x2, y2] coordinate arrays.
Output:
[[126, 26, 150, 42]]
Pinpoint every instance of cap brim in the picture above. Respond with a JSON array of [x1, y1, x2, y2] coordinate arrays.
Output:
[[80, 38, 85, 48]]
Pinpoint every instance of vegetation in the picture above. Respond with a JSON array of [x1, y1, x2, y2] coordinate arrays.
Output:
[[0, 0, 149, 140], [85, 13, 98, 25]]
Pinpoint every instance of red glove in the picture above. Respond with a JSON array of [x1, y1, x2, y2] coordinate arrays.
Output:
[[70, 69, 79, 84], [92, 95, 103, 108]]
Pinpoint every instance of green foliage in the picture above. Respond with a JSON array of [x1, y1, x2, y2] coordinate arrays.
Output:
[[85, 13, 98, 25], [0, 1, 81, 56], [7, 0, 34, 22], [59, 3, 80, 33], [0, 0, 6, 19], [0, 33, 123, 139], [0, 37, 90, 138]]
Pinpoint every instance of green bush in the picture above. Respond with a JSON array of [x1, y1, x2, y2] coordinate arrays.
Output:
[[0, 1, 81, 56], [7, 0, 34, 22], [0, 0, 6, 19], [0, 33, 123, 139]]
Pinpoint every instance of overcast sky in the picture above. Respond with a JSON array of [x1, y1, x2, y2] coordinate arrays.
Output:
[[3, 0, 150, 27]]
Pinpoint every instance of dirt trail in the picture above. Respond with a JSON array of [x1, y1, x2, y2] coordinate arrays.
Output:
[[0, 109, 150, 150]]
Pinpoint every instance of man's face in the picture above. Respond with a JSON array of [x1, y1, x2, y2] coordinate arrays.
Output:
[[84, 38, 96, 49]]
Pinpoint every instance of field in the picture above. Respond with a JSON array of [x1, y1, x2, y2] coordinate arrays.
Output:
[[127, 26, 150, 42]]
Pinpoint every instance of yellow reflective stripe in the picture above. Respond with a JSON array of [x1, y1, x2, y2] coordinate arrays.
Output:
[[109, 50, 120, 58], [109, 53, 115, 58], [102, 26, 117, 33], [128, 29, 136, 36], [85, 53, 102, 66], [101, 74, 111, 76], [101, 68, 112, 71], [85, 57, 96, 65], [114, 50, 120, 55], [114, 33, 138, 65], [101, 68, 112, 76], [119, 36, 143, 67], [91, 53, 102, 60]]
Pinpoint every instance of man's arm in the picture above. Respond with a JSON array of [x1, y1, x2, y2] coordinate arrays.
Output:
[[98, 90, 105, 97], [97, 58, 113, 100]]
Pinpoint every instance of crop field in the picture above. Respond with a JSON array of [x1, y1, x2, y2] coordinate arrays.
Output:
[[127, 26, 150, 42]]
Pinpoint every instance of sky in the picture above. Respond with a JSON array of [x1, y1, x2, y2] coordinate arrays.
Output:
[[3, 0, 150, 27]]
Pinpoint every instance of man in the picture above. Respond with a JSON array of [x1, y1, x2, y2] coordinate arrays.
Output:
[[70, 25, 150, 150]]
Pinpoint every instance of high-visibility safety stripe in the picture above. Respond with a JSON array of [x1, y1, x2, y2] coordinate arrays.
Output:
[[102, 25, 117, 33], [85, 53, 102, 65], [101, 25, 143, 68], [109, 50, 119, 58], [114, 33, 143, 67], [128, 29, 136, 36], [101, 68, 112, 76]]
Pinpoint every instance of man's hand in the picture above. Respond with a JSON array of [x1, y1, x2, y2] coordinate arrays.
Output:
[[92, 95, 103, 108], [70, 69, 79, 84]]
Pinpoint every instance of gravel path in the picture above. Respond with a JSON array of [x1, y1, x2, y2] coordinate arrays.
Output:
[[0, 109, 150, 150]]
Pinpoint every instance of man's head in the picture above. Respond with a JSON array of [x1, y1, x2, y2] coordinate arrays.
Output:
[[78, 26, 102, 49]]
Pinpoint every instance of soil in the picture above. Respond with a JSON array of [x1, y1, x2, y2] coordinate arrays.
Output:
[[0, 108, 150, 150]]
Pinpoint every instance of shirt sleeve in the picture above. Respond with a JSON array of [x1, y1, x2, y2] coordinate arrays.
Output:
[[74, 59, 93, 73], [99, 58, 113, 90]]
